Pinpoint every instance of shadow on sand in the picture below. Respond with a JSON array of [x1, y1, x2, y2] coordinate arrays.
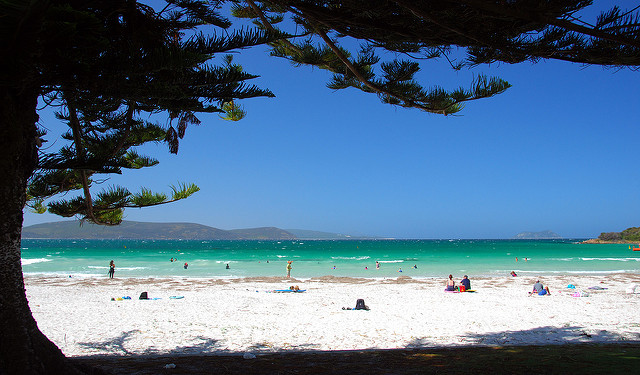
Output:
[[71, 325, 640, 374]]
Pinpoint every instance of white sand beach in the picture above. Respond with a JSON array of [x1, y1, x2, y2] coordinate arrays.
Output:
[[25, 274, 640, 357]]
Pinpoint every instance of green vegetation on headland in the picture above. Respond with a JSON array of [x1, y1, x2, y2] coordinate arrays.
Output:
[[73, 344, 640, 375], [583, 227, 640, 244]]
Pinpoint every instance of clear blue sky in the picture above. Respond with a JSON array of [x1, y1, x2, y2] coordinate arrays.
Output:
[[23, 2, 640, 239]]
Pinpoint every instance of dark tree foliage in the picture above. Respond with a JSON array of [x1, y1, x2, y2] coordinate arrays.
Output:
[[232, 0, 640, 114], [22, 1, 281, 225]]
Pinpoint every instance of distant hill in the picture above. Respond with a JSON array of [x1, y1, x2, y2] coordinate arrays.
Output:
[[21, 221, 296, 240], [512, 230, 562, 239]]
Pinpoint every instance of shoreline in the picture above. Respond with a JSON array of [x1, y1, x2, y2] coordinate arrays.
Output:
[[581, 239, 640, 244], [25, 273, 640, 358]]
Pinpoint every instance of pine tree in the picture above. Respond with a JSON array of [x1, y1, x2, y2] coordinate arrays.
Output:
[[0, 1, 278, 373]]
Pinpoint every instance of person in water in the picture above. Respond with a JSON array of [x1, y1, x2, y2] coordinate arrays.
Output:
[[183, 262, 188, 269], [445, 274, 457, 291], [108, 260, 115, 279], [226, 263, 230, 269], [460, 275, 471, 291]]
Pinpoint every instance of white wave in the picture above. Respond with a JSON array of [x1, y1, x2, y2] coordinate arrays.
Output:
[[514, 269, 631, 274], [23, 272, 104, 278], [276, 255, 287, 258], [378, 260, 404, 263], [87, 266, 147, 270], [21, 258, 52, 265], [330, 256, 371, 260], [580, 257, 640, 262]]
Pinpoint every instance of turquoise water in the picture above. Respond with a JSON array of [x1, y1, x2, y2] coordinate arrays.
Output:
[[20, 239, 640, 279]]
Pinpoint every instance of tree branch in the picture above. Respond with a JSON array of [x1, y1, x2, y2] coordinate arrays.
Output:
[[245, 0, 304, 56], [65, 94, 105, 225], [455, 0, 640, 50], [107, 102, 135, 161], [306, 16, 449, 114]]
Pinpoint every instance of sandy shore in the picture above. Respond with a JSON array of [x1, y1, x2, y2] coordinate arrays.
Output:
[[25, 274, 640, 357]]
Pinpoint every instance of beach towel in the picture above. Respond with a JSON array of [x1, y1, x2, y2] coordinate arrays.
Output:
[[572, 291, 589, 297]]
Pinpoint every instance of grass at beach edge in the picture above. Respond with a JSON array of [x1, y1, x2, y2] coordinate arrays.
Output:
[[74, 343, 640, 374]]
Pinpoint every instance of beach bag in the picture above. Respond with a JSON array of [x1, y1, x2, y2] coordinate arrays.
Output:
[[354, 299, 367, 310], [139, 292, 148, 300]]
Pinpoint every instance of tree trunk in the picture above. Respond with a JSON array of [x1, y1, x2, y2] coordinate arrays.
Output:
[[0, 88, 87, 375]]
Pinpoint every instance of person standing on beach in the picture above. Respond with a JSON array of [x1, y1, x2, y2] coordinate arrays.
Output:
[[108, 260, 115, 279], [286, 260, 293, 278]]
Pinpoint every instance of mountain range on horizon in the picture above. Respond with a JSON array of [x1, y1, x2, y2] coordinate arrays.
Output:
[[21, 221, 566, 240], [20, 221, 367, 240]]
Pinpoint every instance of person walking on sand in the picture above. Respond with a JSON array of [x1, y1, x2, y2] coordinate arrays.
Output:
[[286, 260, 293, 278], [108, 260, 115, 279]]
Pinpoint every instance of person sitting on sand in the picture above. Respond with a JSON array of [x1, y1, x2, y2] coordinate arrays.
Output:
[[530, 280, 551, 296], [460, 275, 471, 291], [445, 274, 457, 291], [510, 271, 517, 277]]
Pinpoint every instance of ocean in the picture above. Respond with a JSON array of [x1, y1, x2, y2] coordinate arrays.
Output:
[[20, 239, 640, 279]]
